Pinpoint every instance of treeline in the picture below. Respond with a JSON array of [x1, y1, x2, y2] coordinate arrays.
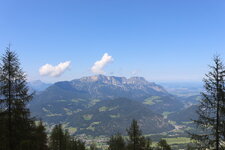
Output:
[[49, 124, 85, 150], [107, 119, 171, 150], [48, 120, 171, 150]]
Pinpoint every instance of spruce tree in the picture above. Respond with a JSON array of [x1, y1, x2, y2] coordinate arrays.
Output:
[[144, 137, 153, 150], [70, 138, 86, 150], [49, 124, 87, 150], [75, 140, 86, 150], [49, 124, 64, 150], [90, 143, 98, 150], [127, 119, 151, 150], [156, 139, 171, 150], [190, 56, 225, 149], [0, 109, 8, 150], [34, 121, 48, 150], [0, 46, 34, 150], [64, 129, 72, 150], [50, 124, 77, 150], [108, 133, 126, 150]]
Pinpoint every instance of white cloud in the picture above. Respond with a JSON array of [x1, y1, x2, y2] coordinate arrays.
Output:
[[39, 61, 71, 77], [91, 53, 113, 74]]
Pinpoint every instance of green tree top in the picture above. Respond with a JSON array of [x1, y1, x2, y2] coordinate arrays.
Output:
[[190, 56, 225, 150], [0, 46, 34, 150]]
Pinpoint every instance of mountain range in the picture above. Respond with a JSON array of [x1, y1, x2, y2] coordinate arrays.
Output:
[[29, 75, 194, 136]]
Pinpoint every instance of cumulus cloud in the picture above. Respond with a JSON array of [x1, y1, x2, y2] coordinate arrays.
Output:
[[91, 53, 113, 74], [39, 61, 71, 77]]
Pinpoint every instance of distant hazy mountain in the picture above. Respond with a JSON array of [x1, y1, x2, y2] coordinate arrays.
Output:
[[28, 80, 52, 92], [159, 82, 203, 97], [32, 75, 169, 105], [70, 75, 168, 100], [31, 75, 184, 113], [30, 75, 184, 136]]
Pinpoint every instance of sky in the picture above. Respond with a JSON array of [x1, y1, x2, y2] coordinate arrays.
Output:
[[0, 0, 224, 83]]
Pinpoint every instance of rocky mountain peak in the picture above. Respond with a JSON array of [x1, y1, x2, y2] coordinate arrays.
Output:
[[127, 76, 149, 84], [79, 75, 150, 85]]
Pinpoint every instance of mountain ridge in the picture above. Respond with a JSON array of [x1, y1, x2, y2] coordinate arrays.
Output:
[[30, 75, 184, 136], [32, 75, 170, 105]]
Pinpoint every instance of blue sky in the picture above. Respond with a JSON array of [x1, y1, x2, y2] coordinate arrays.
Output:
[[0, 0, 224, 83]]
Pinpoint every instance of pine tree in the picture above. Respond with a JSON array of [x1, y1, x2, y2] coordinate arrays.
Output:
[[156, 139, 171, 150], [49, 124, 87, 150], [0, 46, 34, 150], [50, 124, 79, 150], [49, 124, 64, 150], [0, 109, 8, 150], [127, 119, 151, 150], [190, 56, 225, 149], [108, 133, 126, 150], [34, 121, 48, 150], [75, 140, 86, 150], [144, 137, 153, 150], [70, 138, 86, 150], [90, 143, 97, 150]]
